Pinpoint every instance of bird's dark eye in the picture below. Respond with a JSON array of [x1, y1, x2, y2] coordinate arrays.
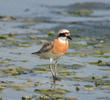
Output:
[[58, 33, 66, 37]]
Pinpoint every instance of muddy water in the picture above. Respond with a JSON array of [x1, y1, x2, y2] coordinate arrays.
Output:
[[0, 0, 110, 100]]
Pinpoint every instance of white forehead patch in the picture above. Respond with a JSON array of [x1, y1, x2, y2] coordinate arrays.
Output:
[[58, 29, 70, 34]]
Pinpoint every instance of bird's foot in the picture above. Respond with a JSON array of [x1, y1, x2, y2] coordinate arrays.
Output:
[[53, 76, 61, 81]]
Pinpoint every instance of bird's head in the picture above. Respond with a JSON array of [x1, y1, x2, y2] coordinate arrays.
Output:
[[57, 29, 72, 40]]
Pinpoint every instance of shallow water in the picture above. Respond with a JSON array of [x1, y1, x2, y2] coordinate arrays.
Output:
[[0, 0, 110, 100]]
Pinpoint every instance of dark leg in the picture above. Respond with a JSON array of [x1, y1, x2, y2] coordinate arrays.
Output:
[[49, 58, 55, 79], [53, 61, 58, 78], [49, 59, 60, 81]]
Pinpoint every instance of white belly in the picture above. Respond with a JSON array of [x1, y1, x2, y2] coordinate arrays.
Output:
[[38, 52, 63, 60]]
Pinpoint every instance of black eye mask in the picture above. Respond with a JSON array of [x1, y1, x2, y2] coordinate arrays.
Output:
[[58, 33, 66, 37], [58, 33, 72, 40]]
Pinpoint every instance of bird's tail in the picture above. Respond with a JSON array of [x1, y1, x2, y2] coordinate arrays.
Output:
[[32, 51, 40, 54]]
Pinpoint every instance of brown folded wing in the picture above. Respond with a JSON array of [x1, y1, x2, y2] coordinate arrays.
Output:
[[32, 41, 54, 54]]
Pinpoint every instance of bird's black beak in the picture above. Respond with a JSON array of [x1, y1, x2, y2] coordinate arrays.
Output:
[[67, 36, 72, 40]]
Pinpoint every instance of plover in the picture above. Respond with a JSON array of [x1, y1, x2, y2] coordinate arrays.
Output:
[[32, 29, 72, 80]]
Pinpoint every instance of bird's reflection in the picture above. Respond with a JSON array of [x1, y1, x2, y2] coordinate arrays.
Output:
[[50, 76, 62, 88], [50, 79, 56, 88]]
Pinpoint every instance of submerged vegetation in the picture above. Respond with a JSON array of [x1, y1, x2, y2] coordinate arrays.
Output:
[[68, 9, 93, 16], [1, 66, 29, 75]]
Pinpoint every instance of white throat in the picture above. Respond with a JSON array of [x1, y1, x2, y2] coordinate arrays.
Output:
[[58, 37, 68, 43]]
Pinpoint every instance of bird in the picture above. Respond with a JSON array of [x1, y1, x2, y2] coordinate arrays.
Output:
[[32, 29, 72, 80]]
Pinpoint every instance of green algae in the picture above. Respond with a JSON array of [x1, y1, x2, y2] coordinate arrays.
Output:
[[68, 9, 93, 15], [76, 87, 80, 91], [89, 60, 110, 66], [8, 32, 15, 37], [0, 60, 9, 65], [0, 87, 3, 93], [65, 76, 102, 82], [1, 66, 29, 76], [28, 34, 48, 40], [59, 96, 77, 100], [84, 87, 95, 91], [64, 96, 78, 100], [21, 60, 28, 63], [66, 51, 82, 56], [22, 96, 32, 100], [94, 50, 104, 55], [66, 50, 96, 57], [84, 84, 93, 88], [35, 88, 73, 100], [60, 9, 93, 16], [94, 55, 110, 58], [73, 83, 80, 86], [59, 11, 68, 15], [31, 67, 49, 72], [70, 42, 87, 48], [103, 80, 110, 85], [10, 84, 26, 90], [0, 16, 16, 21], [46, 31, 55, 36], [0, 35, 7, 39], [40, 95, 49, 100], [57, 64, 84, 70], [89, 60, 102, 65], [99, 62, 110, 66], [84, 85, 96, 91], [58, 70, 71, 76], [35, 88, 69, 94], [2, 40, 31, 47], [24, 18, 44, 23], [28, 35, 40, 40], [10, 82, 33, 90], [100, 85, 110, 90], [37, 40, 48, 45], [95, 81, 100, 87], [0, 80, 33, 91], [66, 40, 110, 57], [6, 58, 12, 61], [6, 37, 15, 41], [12, 41, 31, 47], [66, 50, 90, 57], [0, 96, 2, 100], [34, 82, 42, 86], [40, 95, 77, 100], [101, 68, 110, 71]]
